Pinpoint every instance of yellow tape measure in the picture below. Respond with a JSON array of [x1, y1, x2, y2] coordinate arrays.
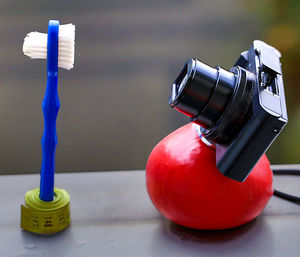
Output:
[[20, 188, 71, 234]]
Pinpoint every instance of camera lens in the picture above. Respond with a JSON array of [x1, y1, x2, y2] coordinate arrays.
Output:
[[170, 59, 238, 129], [170, 58, 254, 144]]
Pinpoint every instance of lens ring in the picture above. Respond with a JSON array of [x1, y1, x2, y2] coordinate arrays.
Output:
[[203, 67, 254, 144]]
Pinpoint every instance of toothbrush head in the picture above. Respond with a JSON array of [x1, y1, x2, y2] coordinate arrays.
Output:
[[23, 22, 75, 70]]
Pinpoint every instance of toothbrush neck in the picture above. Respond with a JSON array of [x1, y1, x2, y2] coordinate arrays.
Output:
[[48, 71, 58, 77]]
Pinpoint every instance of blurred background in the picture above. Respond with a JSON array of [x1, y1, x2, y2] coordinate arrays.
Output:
[[0, 0, 298, 174]]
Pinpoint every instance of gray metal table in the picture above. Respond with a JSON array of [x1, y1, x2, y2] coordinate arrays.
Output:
[[0, 167, 300, 257]]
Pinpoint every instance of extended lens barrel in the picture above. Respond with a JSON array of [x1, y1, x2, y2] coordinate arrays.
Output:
[[170, 59, 238, 129]]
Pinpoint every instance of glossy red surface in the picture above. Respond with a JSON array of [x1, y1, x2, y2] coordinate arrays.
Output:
[[146, 123, 273, 230]]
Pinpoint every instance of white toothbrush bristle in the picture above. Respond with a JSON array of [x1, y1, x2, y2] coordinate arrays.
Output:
[[23, 32, 47, 59], [22, 23, 75, 70], [58, 24, 75, 70]]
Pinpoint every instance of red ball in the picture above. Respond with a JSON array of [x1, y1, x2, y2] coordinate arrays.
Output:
[[146, 123, 273, 230]]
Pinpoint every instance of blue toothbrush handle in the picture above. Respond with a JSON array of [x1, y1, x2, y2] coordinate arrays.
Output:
[[39, 73, 60, 201]]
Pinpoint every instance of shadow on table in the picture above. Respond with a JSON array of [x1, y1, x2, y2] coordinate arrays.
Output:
[[166, 218, 257, 243], [149, 216, 274, 256]]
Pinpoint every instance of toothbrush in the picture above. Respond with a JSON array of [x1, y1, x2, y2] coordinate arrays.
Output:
[[23, 20, 75, 201]]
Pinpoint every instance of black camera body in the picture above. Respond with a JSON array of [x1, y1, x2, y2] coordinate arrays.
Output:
[[170, 40, 288, 182]]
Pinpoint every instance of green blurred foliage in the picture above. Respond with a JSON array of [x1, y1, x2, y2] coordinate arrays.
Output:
[[248, 0, 300, 163]]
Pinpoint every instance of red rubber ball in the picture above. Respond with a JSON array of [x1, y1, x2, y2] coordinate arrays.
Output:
[[146, 123, 273, 230]]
